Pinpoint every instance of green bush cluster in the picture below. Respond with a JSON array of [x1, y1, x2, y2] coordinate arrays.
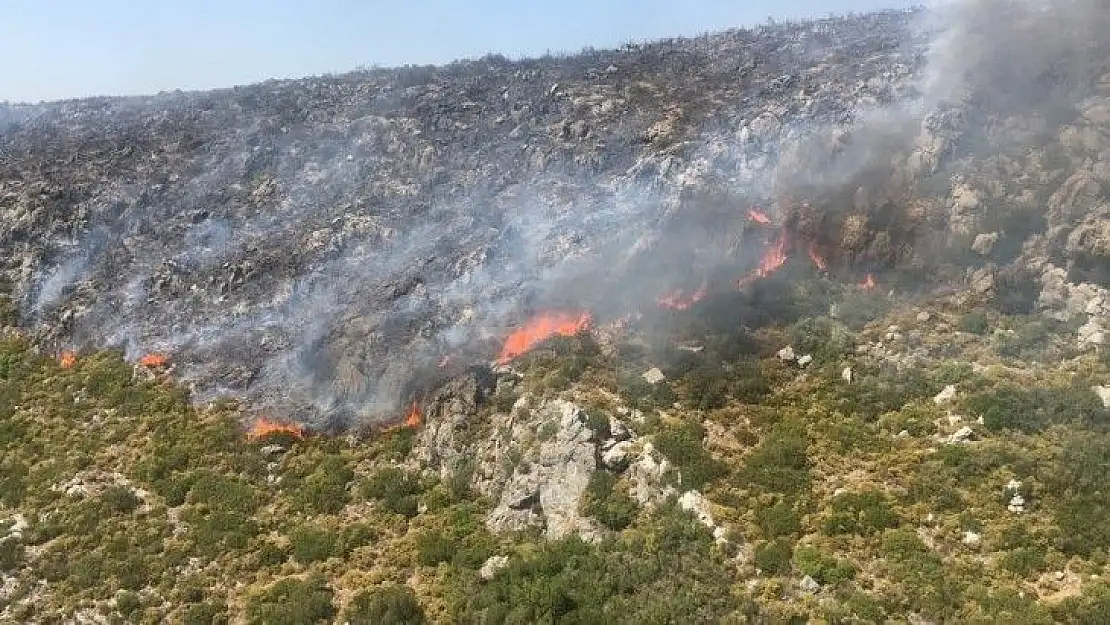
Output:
[[345, 585, 426, 625], [737, 420, 811, 496], [793, 544, 857, 586], [579, 470, 639, 531], [245, 575, 336, 625], [964, 382, 1107, 433], [823, 490, 900, 536], [653, 419, 727, 490], [360, 466, 425, 517]]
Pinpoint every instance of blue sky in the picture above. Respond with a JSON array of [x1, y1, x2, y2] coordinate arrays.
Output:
[[1, 1, 919, 103]]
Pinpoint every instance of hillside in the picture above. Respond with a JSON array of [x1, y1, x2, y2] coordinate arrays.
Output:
[[3, 1, 1110, 622]]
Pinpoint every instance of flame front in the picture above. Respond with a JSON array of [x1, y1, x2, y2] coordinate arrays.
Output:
[[498, 311, 592, 364], [739, 229, 789, 289], [657, 278, 708, 311], [139, 353, 169, 368], [59, 350, 77, 369], [860, 273, 877, 290], [248, 417, 305, 440], [748, 208, 772, 224], [807, 242, 827, 272], [404, 402, 422, 428]]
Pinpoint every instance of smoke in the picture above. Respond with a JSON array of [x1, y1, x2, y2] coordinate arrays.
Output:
[[10, 1, 1109, 428]]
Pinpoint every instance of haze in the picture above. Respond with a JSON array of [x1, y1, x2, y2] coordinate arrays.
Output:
[[1, 0, 919, 103]]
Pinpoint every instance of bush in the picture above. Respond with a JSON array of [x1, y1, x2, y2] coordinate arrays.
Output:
[[245, 575, 336, 625], [965, 383, 1108, 433], [288, 455, 353, 515], [360, 466, 424, 518], [880, 529, 964, 619], [957, 310, 990, 334], [793, 545, 857, 586], [993, 269, 1039, 315], [753, 538, 793, 575], [579, 471, 639, 531], [115, 590, 141, 616], [738, 420, 811, 496], [100, 485, 140, 514], [1000, 546, 1047, 578], [289, 526, 340, 564], [823, 490, 899, 536], [345, 585, 426, 625], [757, 500, 802, 538], [0, 537, 23, 572], [415, 529, 457, 567], [653, 420, 727, 490]]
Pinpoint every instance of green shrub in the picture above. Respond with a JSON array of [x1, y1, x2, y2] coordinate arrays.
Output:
[[0, 537, 23, 572], [999, 546, 1047, 577], [182, 601, 228, 625], [753, 538, 793, 575], [245, 575, 336, 625], [100, 485, 140, 514], [579, 471, 639, 531], [653, 420, 727, 490], [415, 529, 457, 567], [823, 490, 899, 536], [287, 455, 353, 515], [793, 545, 857, 586], [787, 316, 853, 364], [115, 590, 141, 616], [993, 269, 1039, 315], [345, 585, 426, 625], [360, 466, 424, 517], [965, 383, 1107, 433], [289, 526, 340, 564], [880, 529, 964, 619], [835, 292, 891, 330], [957, 310, 990, 334], [757, 499, 802, 538], [738, 420, 811, 496]]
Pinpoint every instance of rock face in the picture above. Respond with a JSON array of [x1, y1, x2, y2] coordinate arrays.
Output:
[[486, 400, 597, 538]]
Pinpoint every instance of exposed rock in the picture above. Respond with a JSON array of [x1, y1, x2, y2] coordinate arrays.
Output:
[[259, 444, 286, 457], [1078, 317, 1105, 350], [487, 399, 597, 538], [933, 384, 957, 405], [1094, 385, 1110, 408], [799, 575, 821, 593], [1008, 494, 1026, 513], [678, 490, 727, 543], [796, 353, 813, 367], [479, 555, 510, 581], [777, 345, 796, 362], [947, 426, 975, 444], [916, 311, 932, 323], [642, 367, 667, 385], [841, 366, 853, 384], [602, 440, 635, 472], [962, 530, 982, 547], [972, 232, 999, 255]]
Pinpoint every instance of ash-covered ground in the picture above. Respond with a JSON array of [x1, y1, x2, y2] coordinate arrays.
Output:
[[2, 1, 1110, 429]]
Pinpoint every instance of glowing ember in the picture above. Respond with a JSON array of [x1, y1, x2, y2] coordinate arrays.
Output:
[[860, 273, 877, 290], [59, 350, 77, 369], [248, 417, 306, 440], [139, 353, 169, 368], [747, 208, 772, 224], [657, 278, 708, 311], [807, 242, 827, 272], [404, 402, 422, 428], [497, 311, 592, 364]]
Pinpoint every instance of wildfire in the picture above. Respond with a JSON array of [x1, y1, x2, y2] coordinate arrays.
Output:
[[860, 273, 877, 291], [497, 311, 592, 364], [738, 229, 790, 289], [404, 401, 422, 428], [247, 416, 306, 440], [807, 242, 827, 272], [747, 208, 772, 225], [59, 350, 77, 369], [139, 353, 169, 368], [657, 278, 708, 311]]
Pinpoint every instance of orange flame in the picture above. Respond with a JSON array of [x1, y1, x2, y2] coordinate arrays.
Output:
[[404, 401, 422, 428], [497, 311, 592, 364], [739, 230, 789, 289], [807, 242, 827, 272], [248, 417, 305, 440], [656, 278, 708, 311], [139, 353, 169, 368], [747, 209, 772, 225], [59, 350, 77, 369], [860, 273, 877, 291]]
